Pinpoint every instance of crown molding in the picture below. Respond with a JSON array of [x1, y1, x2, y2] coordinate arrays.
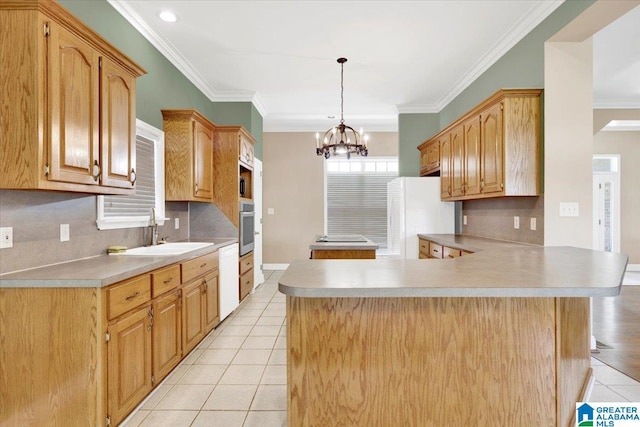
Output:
[[593, 99, 640, 109], [107, 0, 269, 116], [433, 0, 564, 110]]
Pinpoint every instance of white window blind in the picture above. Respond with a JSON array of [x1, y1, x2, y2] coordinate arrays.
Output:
[[326, 158, 398, 251], [96, 119, 165, 230]]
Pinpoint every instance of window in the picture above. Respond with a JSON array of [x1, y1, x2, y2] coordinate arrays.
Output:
[[96, 119, 165, 230], [325, 157, 398, 253]]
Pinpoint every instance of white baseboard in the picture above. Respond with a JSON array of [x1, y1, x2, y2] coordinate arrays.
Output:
[[627, 264, 639, 272], [264, 263, 290, 271]]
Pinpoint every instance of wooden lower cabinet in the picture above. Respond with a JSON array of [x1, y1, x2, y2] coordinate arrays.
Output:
[[419, 238, 473, 260], [107, 305, 153, 427], [239, 252, 254, 301], [182, 279, 205, 355], [152, 290, 182, 383], [203, 272, 220, 333]]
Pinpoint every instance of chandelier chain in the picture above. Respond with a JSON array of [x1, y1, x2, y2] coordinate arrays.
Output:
[[340, 60, 345, 125]]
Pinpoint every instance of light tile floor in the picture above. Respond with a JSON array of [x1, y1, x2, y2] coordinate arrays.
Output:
[[122, 270, 640, 426]]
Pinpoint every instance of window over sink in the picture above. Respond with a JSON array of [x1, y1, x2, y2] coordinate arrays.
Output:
[[96, 119, 166, 230]]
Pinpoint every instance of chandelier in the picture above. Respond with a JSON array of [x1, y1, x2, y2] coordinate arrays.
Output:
[[316, 58, 368, 159]]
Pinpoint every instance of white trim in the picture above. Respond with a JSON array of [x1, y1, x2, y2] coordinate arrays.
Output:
[[627, 264, 640, 272], [107, 0, 267, 116], [96, 119, 166, 230], [593, 99, 640, 109], [263, 263, 290, 271], [395, 104, 440, 114], [432, 0, 564, 110]]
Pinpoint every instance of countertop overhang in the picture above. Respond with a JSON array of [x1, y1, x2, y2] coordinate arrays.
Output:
[[0, 238, 238, 288], [309, 234, 379, 250], [280, 240, 628, 298]]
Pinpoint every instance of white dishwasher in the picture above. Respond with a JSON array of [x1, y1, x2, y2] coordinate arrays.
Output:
[[219, 243, 239, 321]]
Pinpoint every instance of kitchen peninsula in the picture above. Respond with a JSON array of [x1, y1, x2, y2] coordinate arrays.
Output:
[[280, 237, 628, 427], [309, 234, 378, 259]]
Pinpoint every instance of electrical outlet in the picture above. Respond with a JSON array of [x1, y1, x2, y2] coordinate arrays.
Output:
[[463, 215, 467, 225], [0, 227, 13, 249], [530, 217, 537, 231], [514, 216, 520, 229], [175, 218, 180, 229], [60, 224, 70, 242]]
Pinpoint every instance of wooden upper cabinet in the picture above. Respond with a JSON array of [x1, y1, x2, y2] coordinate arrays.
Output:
[[100, 57, 137, 189], [213, 126, 256, 227], [162, 109, 215, 202], [0, 1, 145, 194], [480, 102, 504, 195], [440, 135, 452, 199], [450, 124, 465, 198], [418, 138, 440, 176], [418, 89, 541, 201]]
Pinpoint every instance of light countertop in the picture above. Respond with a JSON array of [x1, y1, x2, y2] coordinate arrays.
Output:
[[0, 238, 237, 288], [309, 234, 379, 251], [280, 235, 628, 298]]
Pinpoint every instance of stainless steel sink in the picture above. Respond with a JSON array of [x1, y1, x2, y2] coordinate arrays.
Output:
[[110, 242, 214, 256], [316, 235, 368, 243]]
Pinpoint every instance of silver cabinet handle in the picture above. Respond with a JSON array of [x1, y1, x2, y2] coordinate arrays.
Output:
[[92, 160, 101, 182], [130, 168, 136, 185]]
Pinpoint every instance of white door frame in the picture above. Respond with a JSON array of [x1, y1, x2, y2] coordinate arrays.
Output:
[[592, 154, 621, 253], [253, 158, 265, 287]]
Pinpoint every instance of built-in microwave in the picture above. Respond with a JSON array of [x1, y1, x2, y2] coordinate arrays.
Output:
[[239, 201, 254, 256]]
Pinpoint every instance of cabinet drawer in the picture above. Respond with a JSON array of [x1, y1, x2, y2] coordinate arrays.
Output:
[[240, 269, 254, 301], [108, 274, 151, 320], [182, 251, 218, 283], [418, 239, 429, 256], [429, 242, 443, 259], [443, 246, 462, 259], [239, 253, 254, 275], [151, 264, 181, 297]]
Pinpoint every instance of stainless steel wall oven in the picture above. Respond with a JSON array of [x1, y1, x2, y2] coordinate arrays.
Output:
[[239, 201, 255, 256]]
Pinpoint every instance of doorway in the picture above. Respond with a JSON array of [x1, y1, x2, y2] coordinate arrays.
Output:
[[592, 155, 620, 253]]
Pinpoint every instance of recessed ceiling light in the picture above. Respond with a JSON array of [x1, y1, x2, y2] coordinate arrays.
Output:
[[159, 10, 177, 23]]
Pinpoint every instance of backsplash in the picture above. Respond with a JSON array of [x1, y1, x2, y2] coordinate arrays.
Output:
[[0, 190, 196, 274], [461, 197, 544, 245]]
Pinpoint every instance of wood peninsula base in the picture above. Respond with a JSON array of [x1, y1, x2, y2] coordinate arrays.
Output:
[[310, 249, 375, 259], [287, 295, 591, 427]]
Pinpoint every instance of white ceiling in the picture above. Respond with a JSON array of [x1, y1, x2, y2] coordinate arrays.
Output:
[[108, 1, 640, 132]]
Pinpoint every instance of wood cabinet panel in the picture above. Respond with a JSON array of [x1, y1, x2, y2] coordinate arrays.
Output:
[[107, 305, 152, 427], [152, 290, 182, 384], [151, 265, 181, 298], [480, 102, 504, 195], [429, 241, 443, 259], [440, 136, 452, 199], [203, 271, 219, 333], [47, 21, 100, 186], [443, 246, 462, 259], [108, 274, 151, 320], [0, 2, 144, 195], [240, 268, 254, 302], [463, 116, 481, 196], [182, 280, 205, 355], [100, 57, 136, 189], [239, 252, 254, 275], [182, 251, 219, 284], [418, 138, 440, 176], [450, 125, 465, 198], [162, 109, 214, 202]]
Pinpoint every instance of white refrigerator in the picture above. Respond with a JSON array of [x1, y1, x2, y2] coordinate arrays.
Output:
[[387, 177, 455, 259]]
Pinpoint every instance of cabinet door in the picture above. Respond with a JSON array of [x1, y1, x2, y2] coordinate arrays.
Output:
[[427, 140, 440, 171], [440, 136, 452, 199], [464, 116, 481, 196], [419, 147, 429, 176], [481, 102, 504, 194], [193, 120, 213, 200], [100, 57, 136, 189], [182, 280, 204, 355], [152, 291, 182, 383], [47, 22, 100, 186], [203, 272, 219, 333], [450, 125, 465, 198], [108, 305, 152, 426]]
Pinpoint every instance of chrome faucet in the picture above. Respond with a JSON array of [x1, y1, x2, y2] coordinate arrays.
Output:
[[148, 207, 158, 246]]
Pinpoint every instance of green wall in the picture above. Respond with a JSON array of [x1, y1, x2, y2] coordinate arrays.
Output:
[[398, 0, 595, 176], [59, 0, 263, 158], [398, 114, 440, 177]]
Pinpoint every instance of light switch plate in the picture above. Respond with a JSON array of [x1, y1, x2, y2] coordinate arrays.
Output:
[[559, 202, 579, 217], [463, 215, 467, 225], [267, 208, 275, 215], [60, 224, 70, 242], [530, 218, 537, 231], [175, 218, 180, 229], [514, 216, 520, 229], [0, 227, 13, 249]]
